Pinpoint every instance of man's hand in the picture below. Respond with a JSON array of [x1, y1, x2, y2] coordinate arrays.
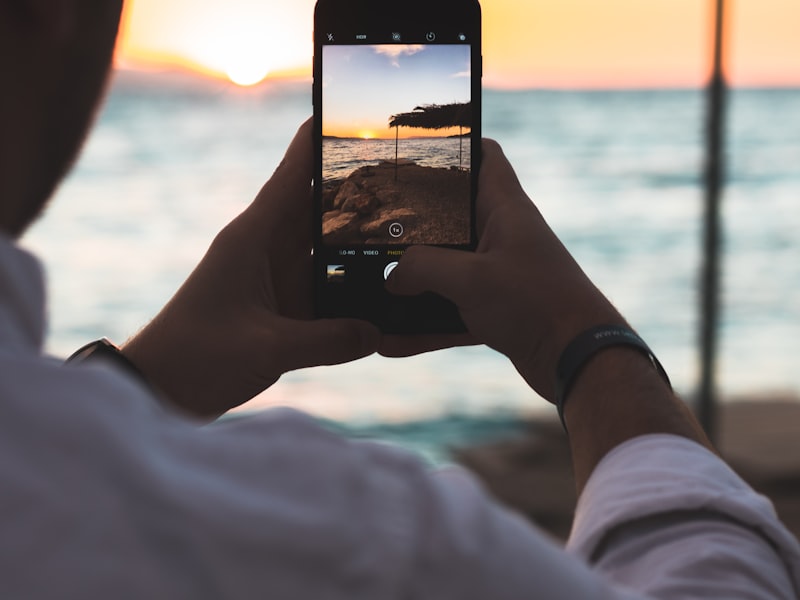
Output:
[[382, 138, 623, 401], [123, 120, 380, 418], [383, 138, 712, 490]]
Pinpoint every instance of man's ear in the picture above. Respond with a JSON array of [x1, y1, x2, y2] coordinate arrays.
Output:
[[1, 0, 76, 41]]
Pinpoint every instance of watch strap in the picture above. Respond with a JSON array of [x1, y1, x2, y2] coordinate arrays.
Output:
[[67, 337, 146, 383]]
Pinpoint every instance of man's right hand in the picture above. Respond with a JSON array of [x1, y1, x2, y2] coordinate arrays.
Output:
[[385, 138, 713, 493], [382, 138, 624, 402]]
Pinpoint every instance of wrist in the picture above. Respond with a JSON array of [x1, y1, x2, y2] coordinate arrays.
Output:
[[563, 347, 711, 490], [67, 337, 165, 402], [120, 330, 200, 416], [520, 298, 625, 402], [120, 322, 257, 421], [556, 325, 671, 431]]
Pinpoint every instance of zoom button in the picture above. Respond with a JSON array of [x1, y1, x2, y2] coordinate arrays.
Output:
[[389, 222, 404, 238]]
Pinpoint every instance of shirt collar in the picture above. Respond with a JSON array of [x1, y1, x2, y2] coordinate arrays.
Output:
[[0, 232, 46, 354]]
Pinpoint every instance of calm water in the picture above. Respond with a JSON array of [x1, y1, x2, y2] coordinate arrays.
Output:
[[323, 137, 471, 180], [23, 71, 800, 444]]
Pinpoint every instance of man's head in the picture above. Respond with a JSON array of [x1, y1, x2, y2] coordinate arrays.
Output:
[[0, 0, 124, 237]]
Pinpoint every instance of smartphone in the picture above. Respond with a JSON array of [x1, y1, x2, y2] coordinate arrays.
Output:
[[313, 0, 482, 334]]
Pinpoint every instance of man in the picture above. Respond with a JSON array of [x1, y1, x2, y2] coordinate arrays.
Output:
[[1, 1, 798, 597]]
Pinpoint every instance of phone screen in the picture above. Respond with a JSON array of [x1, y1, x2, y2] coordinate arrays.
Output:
[[313, 0, 481, 333]]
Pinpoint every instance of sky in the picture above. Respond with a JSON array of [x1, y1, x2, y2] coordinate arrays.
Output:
[[323, 45, 471, 139], [118, 0, 800, 89]]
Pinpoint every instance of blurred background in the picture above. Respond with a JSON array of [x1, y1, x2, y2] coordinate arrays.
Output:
[[21, 0, 800, 461]]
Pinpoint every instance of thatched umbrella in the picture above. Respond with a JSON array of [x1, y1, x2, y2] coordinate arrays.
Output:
[[389, 102, 471, 179]]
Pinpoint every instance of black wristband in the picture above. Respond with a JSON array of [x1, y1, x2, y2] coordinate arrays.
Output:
[[555, 325, 672, 432]]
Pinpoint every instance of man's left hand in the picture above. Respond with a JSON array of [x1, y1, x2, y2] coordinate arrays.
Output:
[[122, 120, 380, 419]]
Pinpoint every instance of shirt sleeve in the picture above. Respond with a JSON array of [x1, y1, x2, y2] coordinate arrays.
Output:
[[567, 434, 800, 599]]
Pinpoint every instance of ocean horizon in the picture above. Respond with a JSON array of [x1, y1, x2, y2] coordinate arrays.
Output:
[[22, 69, 800, 453]]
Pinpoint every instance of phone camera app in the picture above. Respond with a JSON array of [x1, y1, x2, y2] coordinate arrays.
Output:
[[321, 44, 472, 247]]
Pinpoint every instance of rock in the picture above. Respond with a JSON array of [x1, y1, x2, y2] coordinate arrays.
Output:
[[375, 187, 401, 205], [321, 186, 339, 212], [380, 158, 416, 167], [360, 208, 417, 238], [341, 193, 380, 215], [322, 210, 361, 244], [333, 179, 362, 210]]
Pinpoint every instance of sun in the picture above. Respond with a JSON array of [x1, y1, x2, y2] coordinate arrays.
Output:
[[225, 59, 271, 87], [120, 3, 316, 87], [358, 130, 377, 140], [184, 18, 277, 87], [214, 34, 273, 86]]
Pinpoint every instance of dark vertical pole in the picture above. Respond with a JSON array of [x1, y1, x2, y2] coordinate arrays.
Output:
[[698, 0, 728, 441], [459, 126, 464, 170]]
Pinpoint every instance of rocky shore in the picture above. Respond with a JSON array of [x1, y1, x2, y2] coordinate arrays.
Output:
[[321, 161, 471, 245]]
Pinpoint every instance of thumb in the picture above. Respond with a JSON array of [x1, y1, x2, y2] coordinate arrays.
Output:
[[386, 246, 478, 308], [271, 318, 380, 374], [247, 118, 314, 227]]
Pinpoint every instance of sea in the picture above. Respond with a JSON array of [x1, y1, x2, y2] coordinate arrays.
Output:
[[323, 137, 471, 181], [22, 70, 800, 461]]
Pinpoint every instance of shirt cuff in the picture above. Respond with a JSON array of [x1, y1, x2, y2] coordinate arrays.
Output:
[[566, 434, 800, 578]]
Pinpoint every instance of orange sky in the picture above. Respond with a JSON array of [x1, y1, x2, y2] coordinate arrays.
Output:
[[118, 0, 800, 88]]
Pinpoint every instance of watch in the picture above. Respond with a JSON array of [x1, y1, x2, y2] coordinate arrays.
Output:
[[66, 337, 146, 383]]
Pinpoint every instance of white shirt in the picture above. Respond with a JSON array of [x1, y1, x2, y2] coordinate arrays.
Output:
[[2, 234, 798, 599]]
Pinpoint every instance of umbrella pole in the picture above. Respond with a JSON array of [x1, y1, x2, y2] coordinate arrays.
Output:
[[395, 126, 399, 181], [459, 126, 463, 169], [698, 0, 727, 442]]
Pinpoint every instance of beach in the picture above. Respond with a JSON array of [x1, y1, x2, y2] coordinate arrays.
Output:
[[455, 398, 800, 542]]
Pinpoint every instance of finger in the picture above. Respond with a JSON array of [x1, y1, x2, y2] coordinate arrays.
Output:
[[378, 332, 477, 358], [476, 138, 532, 235], [386, 246, 480, 308], [250, 118, 314, 227], [269, 117, 314, 196], [271, 318, 381, 374]]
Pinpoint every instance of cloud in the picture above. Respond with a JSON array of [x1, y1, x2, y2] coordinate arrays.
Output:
[[373, 44, 425, 67], [451, 70, 471, 78]]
